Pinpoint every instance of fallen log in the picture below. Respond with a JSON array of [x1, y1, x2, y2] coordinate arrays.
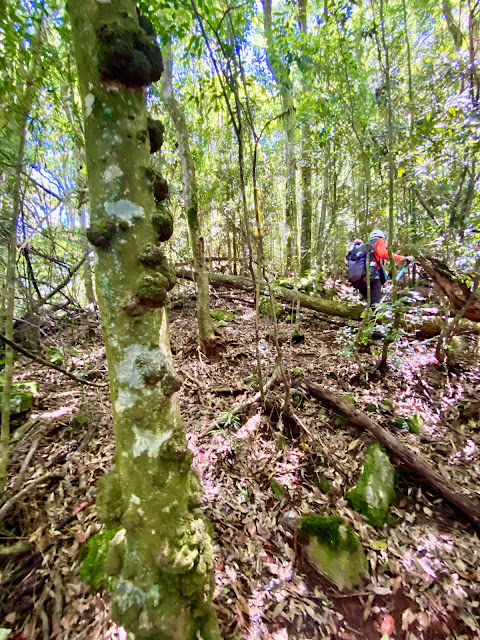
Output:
[[418, 256, 480, 322], [298, 378, 480, 530], [175, 268, 478, 338], [175, 267, 364, 320]]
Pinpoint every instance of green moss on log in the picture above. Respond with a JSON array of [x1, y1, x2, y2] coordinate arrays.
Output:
[[210, 309, 234, 322]]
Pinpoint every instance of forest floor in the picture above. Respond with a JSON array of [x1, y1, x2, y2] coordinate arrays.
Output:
[[1, 282, 480, 640]]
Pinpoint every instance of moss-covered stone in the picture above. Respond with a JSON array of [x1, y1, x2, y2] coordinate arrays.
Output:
[[258, 296, 284, 320], [79, 527, 122, 591], [86, 219, 117, 249], [300, 514, 368, 590], [152, 203, 174, 242], [0, 391, 33, 415], [347, 444, 395, 527], [147, 118, 164, 154], [0, 380, 38, 394], [97, 22, 163, 88], [210, 309, 234, 322]]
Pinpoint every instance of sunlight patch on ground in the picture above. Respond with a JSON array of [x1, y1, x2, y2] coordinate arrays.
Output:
[[31, 405, 76, 420]]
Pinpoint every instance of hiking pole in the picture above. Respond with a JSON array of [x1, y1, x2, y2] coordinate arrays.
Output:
[[379, 260, 412, 304], [395, 259, 411, 282]]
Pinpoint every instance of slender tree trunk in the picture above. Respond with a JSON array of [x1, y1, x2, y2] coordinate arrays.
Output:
[[161, 38, 216, 349], [263, 0, 298, 274], [66, 3, 220, 638], [315, 140, 329, 267], [378, 0, 399, 369], [0, 15, 43, 493], [298, 0, 312, 276]]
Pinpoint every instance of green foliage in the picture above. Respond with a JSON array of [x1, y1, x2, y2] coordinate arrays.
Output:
[[313, 472, 331, 494], [210, 309, 235, 322], [407, 412, 424, 434], [258, 296, 284, 320]]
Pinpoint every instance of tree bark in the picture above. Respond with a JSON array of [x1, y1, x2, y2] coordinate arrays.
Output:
[[66, 3, 220, 638], [298, 0, 312, 277], [418, 256, 480, 322], [299, 378, 480, 530], [161, 38, 216, 349], [263, 0, 298, 273]]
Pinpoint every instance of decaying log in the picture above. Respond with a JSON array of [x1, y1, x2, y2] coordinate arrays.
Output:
[[418, 256, 480, 322], [299, 378, 480, 530], [175, 268, 478, 338]]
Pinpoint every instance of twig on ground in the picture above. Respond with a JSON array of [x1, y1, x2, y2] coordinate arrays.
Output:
[[0, 542, 30, 556], [0, 332, 107, 387], [12, 436, 40, 492], [0, 472, 64, 522]]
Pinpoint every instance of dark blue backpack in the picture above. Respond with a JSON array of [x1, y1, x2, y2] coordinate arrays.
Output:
[[346, 242, 367, 283]]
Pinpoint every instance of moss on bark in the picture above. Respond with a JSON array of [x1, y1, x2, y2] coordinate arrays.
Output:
[[67, 2, 220, 637]]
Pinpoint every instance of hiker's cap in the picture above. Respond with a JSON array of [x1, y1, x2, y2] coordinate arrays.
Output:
[[370, 229, 385, 241]]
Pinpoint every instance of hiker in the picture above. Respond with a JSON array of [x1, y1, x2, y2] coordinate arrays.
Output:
[[346, 230, 414, 305]]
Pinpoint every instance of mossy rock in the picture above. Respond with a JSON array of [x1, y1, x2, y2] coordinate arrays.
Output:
[[258, 296, 284, 320], [79, 527, 121, 591], [0, 388, 34, 415], [300, 514, 368, 590], [347, 444, 395, 527], [210, 309, 234, 322], [0, 380, 38, 394]]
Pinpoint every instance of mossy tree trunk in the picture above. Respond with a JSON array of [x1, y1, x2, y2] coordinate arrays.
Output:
[[0, 15, 43, 494], [161, 37, 216, 350], [66, 2, 220, 638]]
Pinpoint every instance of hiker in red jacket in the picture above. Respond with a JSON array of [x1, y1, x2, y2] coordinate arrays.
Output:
[[346, 230, 414, 305]]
